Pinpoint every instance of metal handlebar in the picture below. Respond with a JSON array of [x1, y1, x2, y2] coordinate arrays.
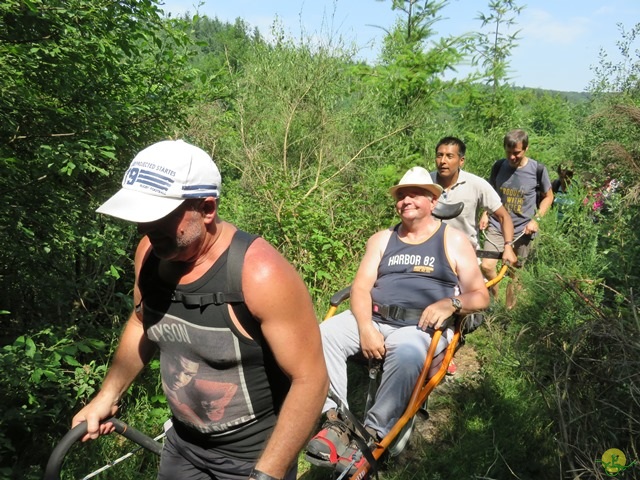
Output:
[[43, 417, 163, 480]]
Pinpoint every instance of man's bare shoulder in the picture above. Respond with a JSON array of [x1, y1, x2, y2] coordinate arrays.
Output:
[[243, 236, 288, 273], [241, 236, 316, 325], [242, 238, 306, 293], [367, 226, 395, 247], [444, 223, 475, 252]]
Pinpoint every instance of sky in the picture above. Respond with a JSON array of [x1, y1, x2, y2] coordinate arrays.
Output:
[[159, 0, 640, 92]]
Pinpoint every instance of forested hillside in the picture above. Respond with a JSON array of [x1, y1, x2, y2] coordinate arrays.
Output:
[[1, 1, 638, 479]]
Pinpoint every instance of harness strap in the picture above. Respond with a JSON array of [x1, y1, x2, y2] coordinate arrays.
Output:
[[171, 291, 244, 307], [171, 230, 258, 307], [372, 302, 423, 323]]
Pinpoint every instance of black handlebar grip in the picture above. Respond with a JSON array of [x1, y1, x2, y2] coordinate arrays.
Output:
[[43, 417, 163, 480]]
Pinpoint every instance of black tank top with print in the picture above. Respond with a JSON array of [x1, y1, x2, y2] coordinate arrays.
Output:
[[139, 232, 290, 460]]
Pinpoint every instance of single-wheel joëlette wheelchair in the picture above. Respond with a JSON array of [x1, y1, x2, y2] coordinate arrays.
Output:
[[313, 256, 508, 480]]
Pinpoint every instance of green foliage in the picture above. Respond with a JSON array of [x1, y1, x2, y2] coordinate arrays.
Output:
[[590, 22, 640, 96], [0, 0, 198, 335], [371, 0, 466, 121], [189, 15, 261, 75], [483, 187, 639, 477], [178, 31, 400, 300], [0, 327, 109, 476], [46, 360, 167, 480], [396, 344, 557, 479], [528, 91, 575, 137], [0, 1, 199, 476], [0, 322, 167, 478]]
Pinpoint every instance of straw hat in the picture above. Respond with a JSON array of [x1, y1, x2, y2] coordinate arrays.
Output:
[[389, 166, 443, 199]]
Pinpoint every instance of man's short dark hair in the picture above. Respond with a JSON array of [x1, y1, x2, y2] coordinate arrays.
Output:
[[504, 129, 529, 149], [436, 136, 466, 157]]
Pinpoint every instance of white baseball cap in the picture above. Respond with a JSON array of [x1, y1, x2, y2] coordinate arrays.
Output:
[[97, 140, 221, 223], [389, 166, 443, 199]]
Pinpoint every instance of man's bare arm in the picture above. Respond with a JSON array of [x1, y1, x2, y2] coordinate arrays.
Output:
[[525, 189, 554, 235], [350, 229, 392, 359], [243, 239, 329, 478]]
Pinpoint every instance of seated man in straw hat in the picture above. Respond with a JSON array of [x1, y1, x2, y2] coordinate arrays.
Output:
[[305, 166, 489, 475]]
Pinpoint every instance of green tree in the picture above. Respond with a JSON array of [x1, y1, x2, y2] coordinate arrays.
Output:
[[590, 22, 640, 96], [373, 0, 466, 115], [464, 0, 524, 130], [351, 0, 469, 172], [189, 15, 262, 76]]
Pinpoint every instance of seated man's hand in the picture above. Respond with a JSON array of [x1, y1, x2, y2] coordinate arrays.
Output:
[[359, 325, 386, 360], [418, 299, 455, 331]]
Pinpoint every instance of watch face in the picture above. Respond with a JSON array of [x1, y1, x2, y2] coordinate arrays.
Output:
[[452, 297, 462, 311]]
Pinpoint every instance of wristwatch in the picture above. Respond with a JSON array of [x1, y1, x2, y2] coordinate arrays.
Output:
[[450, 297, 462, 313]]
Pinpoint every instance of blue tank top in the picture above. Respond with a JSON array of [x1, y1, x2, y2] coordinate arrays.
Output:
[[371, 223, 458, 325], [139, 232, 290, 460]]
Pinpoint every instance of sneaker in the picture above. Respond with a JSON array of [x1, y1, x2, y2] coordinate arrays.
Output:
[[335, 427, 378, 476], [305, 409, 351, 467], [335, 442, 365, 476], [447, 359, 457, 375]]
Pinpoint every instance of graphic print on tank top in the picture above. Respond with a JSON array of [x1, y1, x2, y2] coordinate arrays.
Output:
[[146, 307, 258, 435]]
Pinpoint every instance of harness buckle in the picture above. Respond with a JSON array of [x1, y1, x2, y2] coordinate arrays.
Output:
[[373, 303, 407, 322], [388, 305, 405, 321], [212, 292, 226, 305]]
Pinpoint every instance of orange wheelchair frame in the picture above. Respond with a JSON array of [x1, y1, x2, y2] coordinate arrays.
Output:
[[322, 263, 509, 480]]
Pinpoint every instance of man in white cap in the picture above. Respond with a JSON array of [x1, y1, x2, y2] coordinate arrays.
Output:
[[305, 166, 489, 475], [72, 140, 328, 480]]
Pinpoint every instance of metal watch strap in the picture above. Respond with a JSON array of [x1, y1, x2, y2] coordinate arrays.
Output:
[[451, 297, 462, 313]]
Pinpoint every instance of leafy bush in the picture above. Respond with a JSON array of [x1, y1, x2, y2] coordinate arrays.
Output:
[[0, 327, 108, 476]]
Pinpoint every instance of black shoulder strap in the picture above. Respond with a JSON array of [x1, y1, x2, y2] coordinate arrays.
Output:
[[536, 161, 544, 193], [171, 230, 258, 307], [226, 230, 258, 300], [489, 159, 505, 189]]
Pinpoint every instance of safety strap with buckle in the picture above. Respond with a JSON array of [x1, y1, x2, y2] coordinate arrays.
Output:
[[170, 291, 244, 307], [169, 230, 257, 308], [372, 302, 423, 323]]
